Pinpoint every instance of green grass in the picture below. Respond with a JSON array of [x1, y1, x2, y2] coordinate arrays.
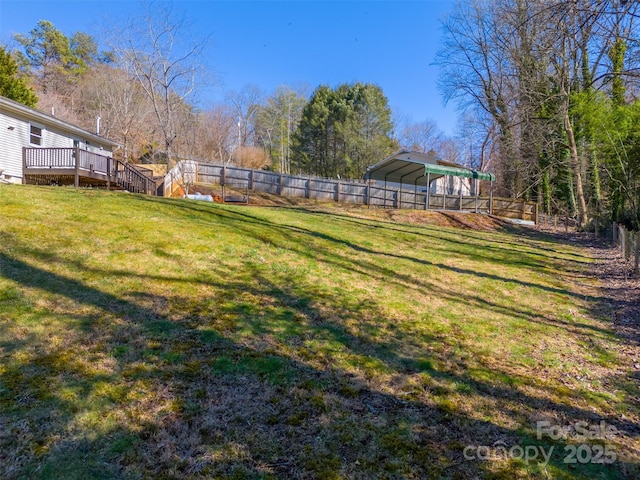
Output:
[[0, 185, 637, 479]]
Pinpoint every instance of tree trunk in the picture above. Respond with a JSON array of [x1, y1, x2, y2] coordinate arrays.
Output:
[[564, 110, 588, 228]]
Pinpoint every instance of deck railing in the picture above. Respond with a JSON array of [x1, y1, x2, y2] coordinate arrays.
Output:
[[24, 147, 76, 169], [23, 147, 156, 195], [78, 149, 110, 175], [112, 159, 156, 195]]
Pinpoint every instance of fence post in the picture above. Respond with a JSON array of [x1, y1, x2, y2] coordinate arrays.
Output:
[[612, 222, 618, 243], [306, 177, 311, 199], [222, 165, 226, 186], [364, 184, 369, 206], [248, 169, 254, 191], [278, 172, 283, 195], [489, 182, 493, 215], [336, 181, 341, 203], [621, 225, 627, 257]]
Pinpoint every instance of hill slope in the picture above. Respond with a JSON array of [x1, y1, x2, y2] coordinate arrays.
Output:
[[0, 185, 637, 479]]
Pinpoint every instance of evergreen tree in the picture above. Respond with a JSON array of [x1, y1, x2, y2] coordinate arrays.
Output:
[[292, 83, 396, 178], [0, 46, 37, 107], [14, 20, 104, 94]]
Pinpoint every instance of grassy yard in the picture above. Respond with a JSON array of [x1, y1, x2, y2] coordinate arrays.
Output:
[[0, 185, 637, 479]]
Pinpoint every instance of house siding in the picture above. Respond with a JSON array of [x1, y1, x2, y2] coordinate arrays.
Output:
[[0, 99, 116, 183], [0, 110, 28, 182]]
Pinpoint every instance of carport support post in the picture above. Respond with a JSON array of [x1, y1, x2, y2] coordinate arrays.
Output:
[[442, 175, 446, 210], [474, 178, 479, 213], [425, 172, 430, 210], [459, 183, 463, 211]]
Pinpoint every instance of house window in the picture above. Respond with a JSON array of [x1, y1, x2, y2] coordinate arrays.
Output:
[[30, 125, 43, 146]]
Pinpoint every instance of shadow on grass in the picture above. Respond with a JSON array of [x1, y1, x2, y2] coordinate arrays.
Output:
[[146, 198, 593, 302], [288, 205, 595, 262], [1, 231, 638, 479]]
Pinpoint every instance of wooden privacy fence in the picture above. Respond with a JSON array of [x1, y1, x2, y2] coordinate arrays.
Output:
[[165, 162, 537, 223], [612, 222, 640, 274]]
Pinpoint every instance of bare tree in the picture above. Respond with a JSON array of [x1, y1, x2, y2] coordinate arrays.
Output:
[[232, 146, 272, 170], [77, 65, 154, 161], [113, 1, 209, 167], [255, 85, 307, 173], [185, 105, 236, 164], [396, 118, 443, 154], [225, 84, 263, 149], [436, 0, 520, 195]]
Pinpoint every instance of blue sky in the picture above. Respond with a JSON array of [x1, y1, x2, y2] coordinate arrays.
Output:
[[0, 0, 459, 135]]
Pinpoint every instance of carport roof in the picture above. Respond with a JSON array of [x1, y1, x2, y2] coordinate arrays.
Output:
[[363, 150, 495, 184]]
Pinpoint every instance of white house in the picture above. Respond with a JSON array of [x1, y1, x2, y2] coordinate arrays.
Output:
[[0, 95, 120, 184]]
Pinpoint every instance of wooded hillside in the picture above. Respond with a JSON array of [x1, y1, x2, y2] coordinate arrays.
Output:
[[2, 0, 640, 230]]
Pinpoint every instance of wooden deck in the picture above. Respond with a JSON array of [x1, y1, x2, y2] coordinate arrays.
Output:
[[23, 147, 158, 195]]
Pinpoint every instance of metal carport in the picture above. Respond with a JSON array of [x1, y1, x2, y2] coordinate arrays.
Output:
[[363, 151, 496, 212]]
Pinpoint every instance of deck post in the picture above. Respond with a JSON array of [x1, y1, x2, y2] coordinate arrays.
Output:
[[106, 157, 111, 191], [74, 145, 80, 188]]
